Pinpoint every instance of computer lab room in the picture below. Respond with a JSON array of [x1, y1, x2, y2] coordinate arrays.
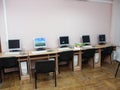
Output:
[[0, 0, 120, 90]]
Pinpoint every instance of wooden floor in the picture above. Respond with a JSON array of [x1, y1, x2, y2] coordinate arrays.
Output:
[[0, 62, 120, 90]]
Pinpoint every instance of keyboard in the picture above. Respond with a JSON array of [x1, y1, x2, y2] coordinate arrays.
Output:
[[74, 47, 81, 50], [58, 47, 71, 51], [31, 50, 47, 54], [5, 52, 20, 55], [82, 45, 93, 49]]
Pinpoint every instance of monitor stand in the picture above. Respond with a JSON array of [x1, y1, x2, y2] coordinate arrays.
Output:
[[60, 45, 68, 48], [10, 50, 20, 52], [99, 43, 106, 45], [36, 48, 46, 51], [84, 43, 90, 46]]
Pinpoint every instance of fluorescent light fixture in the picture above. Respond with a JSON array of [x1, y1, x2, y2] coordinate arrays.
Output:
[[88, 0, 113, 3], [78, 0, 113, 3]]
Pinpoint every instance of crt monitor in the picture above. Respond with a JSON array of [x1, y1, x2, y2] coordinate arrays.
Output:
[[59, 36, 69, 47], [98, 34, 106, 44], [34, 37, 46, 50], [82, 35, 90, 45], [8, 39, 21, 51]]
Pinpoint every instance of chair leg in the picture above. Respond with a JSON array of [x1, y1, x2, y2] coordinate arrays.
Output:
[[35, 73, 37, 89], [110, 55, 112, 64], [115, 62, 120, 78], [103, 57, 105, 62], [0, 70, 2, 83], [58, 66, 60, 74], [72, 61, 74, 71], [18, 71, 21, 80], [54, 72, 57, 87], [93, 58, 94, 68], [18, 66, 21, 80]]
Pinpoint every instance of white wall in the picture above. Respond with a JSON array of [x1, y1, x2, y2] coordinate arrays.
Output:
[[111, 0, 120, 61], [0, 0, 112, 52], [111, 0, 120, 46]]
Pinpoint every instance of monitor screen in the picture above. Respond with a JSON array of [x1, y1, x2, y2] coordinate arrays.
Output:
[[82, 35, 90, 45], [59, 36, 69, 47], [34, 37, 46, 49], [98, 34, 106, 44], [8, 39, 21, 51]]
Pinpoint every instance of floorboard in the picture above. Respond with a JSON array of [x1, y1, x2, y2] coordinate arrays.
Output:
[[0, 62, 120, 90]]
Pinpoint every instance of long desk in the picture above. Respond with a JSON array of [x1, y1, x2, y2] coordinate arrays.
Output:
[[0, 52, 30, 80], [0, 44, 116, 80]]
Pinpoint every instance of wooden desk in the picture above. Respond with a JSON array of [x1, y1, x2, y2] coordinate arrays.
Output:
[[0, 44, 116, 80], [0, 52, 30, 80]]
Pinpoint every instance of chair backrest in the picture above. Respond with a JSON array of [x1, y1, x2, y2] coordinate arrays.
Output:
[[102, 46, 114, 56], [82, 49, 96, 59], [0, 57, 18, 68], [58, 50, 74, 62], [35, 60, 55, 73]]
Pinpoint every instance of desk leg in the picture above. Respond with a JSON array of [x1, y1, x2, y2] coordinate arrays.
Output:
[[27, 57, 31, 80], [78, 51, 82, 70], [0, 70, 2, 83], [28, 56, 32, 80], [55, 54, 58, 75]]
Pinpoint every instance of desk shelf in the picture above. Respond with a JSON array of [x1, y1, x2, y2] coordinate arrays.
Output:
[[18, 56, 30, 80]]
